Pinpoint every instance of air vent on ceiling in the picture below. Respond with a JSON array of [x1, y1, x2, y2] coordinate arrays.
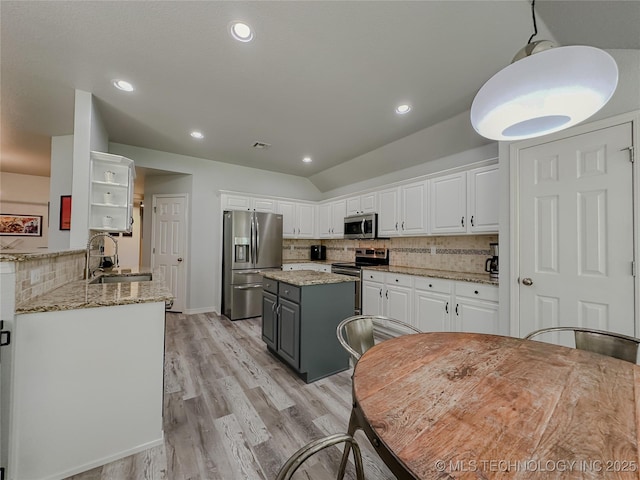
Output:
[[252, 141, 271, 149]]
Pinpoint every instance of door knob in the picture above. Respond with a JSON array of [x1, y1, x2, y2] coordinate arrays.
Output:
[[177, 257, 183, 262], [521, 277, 533, 286]]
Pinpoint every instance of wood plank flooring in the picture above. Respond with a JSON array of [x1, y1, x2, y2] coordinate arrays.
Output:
[[66, 312, 395, 480]]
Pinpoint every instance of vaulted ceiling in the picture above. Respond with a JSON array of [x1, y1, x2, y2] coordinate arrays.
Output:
[[2, 1, 638, 185]]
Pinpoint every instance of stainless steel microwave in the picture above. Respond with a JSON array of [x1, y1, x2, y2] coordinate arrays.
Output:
[[344, 213, 378, 239]]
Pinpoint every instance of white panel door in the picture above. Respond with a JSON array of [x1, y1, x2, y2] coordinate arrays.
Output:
[[278, 201, 296, 238], [331, 200, 346, 236], [362, 281, 384, 316], [430, 172, 467, 234], [401, 181, 428, 235], [378, 187, 400, 236], [152, 195, 187, 312], [385, 285, 412, 323], [518, 122, 634, 338], [296, 203, 315, 238], [414, 289, 450, 332], [468, 165, 499, 233]]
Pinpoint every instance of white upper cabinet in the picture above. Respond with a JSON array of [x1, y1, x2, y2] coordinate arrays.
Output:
[[89, 151, 135, 233], [221, 194, 277, 213], [278, 201, 315, 238], [430, 164, 498, 235], [378, 181, 427, 236], [467, 164, 499, 233], [430, 172, 467, 234], [318, 200, 346, 238], [346, 192, 377, 216]]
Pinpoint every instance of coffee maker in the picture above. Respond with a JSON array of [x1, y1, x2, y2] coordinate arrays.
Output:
[[485, 243, 499, 279]]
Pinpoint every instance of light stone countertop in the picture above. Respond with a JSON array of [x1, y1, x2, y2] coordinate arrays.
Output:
[[15, 267, 173, 313], [361, 265, 499, 286], [282, 259, 333, 265], [0, 248, 85, 262], [262, 270, 357, 287]]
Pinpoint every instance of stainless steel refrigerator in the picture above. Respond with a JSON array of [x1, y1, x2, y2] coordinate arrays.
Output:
[[222, 210, 283, 320]]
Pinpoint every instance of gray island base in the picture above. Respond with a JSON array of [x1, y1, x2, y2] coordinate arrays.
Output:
[[261, 271, 356, 383]]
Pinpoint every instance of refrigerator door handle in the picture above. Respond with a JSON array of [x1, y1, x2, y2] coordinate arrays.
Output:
[[255, 216, 260, 264], [235, 284, 263, 290], [249, 213, 255, 264]]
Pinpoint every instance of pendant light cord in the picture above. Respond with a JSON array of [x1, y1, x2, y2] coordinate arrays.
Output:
[[527, 0, 538, 44]]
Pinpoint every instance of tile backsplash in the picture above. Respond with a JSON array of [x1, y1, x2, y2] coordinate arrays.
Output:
[[14, 251, 85, 305], [283, 235, 498, 275]]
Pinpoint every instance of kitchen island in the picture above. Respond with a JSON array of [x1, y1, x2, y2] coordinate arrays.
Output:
[[3, 266, 172, 480], [261, 270, 356, 383]]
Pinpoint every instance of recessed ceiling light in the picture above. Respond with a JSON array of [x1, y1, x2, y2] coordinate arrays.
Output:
[[190, 131, 204, 139], [302, 157, 312, 163], [395, 104, 411, 114], [113, 80, 134, 92], [230, 22, 254, 42]]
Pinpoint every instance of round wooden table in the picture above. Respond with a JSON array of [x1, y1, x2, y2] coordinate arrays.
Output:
[[352, 332, 640, 479]]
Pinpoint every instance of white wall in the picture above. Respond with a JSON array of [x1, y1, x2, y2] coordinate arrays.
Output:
[[0, 172, 50, 250], [70, 90, 109, 248], [322, 143, 498, 199], [108, 143, 321, 313], [113, 205, 141, 268], [498, 48, 640, 335], [48, 135, 74, 250], [309, 111, 494, 192]]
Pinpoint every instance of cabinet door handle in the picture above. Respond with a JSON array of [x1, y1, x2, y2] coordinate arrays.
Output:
[[455, 303, 459, 315], [395, 222, 398, 231], [461, 216, 465, 227], [401, 221, 405, 230], [385, 290, 389, 299], [445, 302, 448, 314], [470, 215, 474, 227], [379, 288, 382, 297]]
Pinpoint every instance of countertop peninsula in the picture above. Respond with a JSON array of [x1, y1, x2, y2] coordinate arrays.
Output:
[[15, 267, 173, 313], [262, 269, 357, 286], [362, 265, 499, 285]]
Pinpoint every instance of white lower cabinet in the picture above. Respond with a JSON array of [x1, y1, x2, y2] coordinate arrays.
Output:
[[452, 281, 500, 334], [361, 271, 413, 323], [364, 270, 499, 334], [414, 277, 453, 332]]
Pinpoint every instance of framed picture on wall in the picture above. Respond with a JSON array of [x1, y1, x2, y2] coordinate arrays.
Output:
[[60, 195, 71, 230], [0, 214, 43, 236]]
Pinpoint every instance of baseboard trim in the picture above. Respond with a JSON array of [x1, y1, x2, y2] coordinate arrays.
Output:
[[183, 306, 219, 315]]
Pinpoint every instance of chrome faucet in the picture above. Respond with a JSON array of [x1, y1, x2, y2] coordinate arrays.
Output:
[[86, 232, 119, 278]]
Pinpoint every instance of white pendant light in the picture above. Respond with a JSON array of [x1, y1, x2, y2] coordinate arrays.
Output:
[[470, 3, 618, 141]]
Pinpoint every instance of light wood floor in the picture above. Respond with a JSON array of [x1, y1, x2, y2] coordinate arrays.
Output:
[[66, 312, 395, 480]]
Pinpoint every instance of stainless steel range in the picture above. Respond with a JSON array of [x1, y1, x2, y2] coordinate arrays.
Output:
[[331, 248, 389, 314]]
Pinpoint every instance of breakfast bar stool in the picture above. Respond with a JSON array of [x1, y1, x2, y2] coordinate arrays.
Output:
[[524, 326, 640, 363], [275, 433, 365, 480]]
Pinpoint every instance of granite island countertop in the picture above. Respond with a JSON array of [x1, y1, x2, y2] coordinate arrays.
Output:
[[262, 270, 357, 287], [0, 248, 85, 262], [361, 265, 499, 285], [15, 267, 173, 313]]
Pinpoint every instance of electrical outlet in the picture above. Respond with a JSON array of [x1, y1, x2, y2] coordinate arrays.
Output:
[[30, 268, 42, 284], [430, 246, 436, 255]]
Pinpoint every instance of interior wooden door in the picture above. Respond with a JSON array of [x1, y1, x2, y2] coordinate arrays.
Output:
[[518, 122, 635, 340]]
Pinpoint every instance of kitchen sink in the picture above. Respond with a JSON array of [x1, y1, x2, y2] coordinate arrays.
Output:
[[89, 274, 152, 284]]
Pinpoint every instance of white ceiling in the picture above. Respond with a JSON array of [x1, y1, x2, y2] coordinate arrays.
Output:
[[1, 1, 638, 185]]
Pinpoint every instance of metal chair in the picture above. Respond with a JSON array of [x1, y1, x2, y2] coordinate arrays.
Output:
[[336, 315, 422, 364], [524, 326, 640, 363], [336, 315, 421, 480], [275, 433, 365, 480]]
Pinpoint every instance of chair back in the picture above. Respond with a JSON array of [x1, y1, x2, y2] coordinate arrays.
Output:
[[525, 327, 640, 363], [275, 433, 365, 480], [337, 315, 421, 363]]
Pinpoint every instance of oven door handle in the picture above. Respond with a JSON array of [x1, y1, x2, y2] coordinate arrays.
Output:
[[331, 267, 361, 276]]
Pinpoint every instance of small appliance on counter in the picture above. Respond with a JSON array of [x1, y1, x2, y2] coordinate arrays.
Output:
[[310, 245, 326, 260], [485, 242, 499, 279]]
